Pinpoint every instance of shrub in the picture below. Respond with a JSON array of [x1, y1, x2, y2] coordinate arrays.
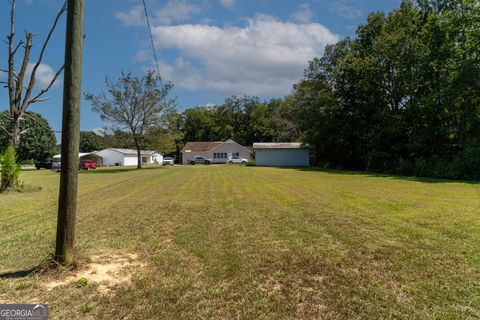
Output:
[[448, 146, 480, 180], [0, 146, 21, 192]]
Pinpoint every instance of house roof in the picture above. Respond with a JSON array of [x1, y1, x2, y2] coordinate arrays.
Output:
[[181, 140, 253, 154], [181, 141, 224, 152], [253, 142, 307, 149], [108, 148, 161, 155]]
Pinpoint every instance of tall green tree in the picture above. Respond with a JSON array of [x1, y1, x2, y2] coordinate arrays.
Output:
[[182, 96, 299, 146], [79, 131, 103, 152], [85, 71, 174, 169], [0, 111, 56, 162], [144, 110, 184, 158], [291, 0, 480, 178]]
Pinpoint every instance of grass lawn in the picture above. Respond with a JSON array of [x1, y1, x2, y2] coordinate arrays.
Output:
[[1, 165, 479, 319]]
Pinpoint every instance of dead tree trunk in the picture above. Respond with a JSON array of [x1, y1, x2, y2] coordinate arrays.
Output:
[[8, 111, 23, 148]]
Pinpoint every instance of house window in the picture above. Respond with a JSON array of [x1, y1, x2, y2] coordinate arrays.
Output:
[[233, 152, 239, 157], [142, 156, 147, 164], [214, 153, 217, 159]]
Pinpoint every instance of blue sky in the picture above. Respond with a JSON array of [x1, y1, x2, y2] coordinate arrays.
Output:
[[0, 0, 400, 135]]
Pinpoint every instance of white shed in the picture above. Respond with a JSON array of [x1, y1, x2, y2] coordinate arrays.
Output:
[[94, 148, 163, 167], [253, 143, 309, 167]]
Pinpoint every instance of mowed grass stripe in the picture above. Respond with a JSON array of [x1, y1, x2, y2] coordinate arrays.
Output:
[[1, 165, 479, 319]]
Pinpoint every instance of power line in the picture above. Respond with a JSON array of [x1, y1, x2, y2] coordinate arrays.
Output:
[[141, 0, 169, 107]]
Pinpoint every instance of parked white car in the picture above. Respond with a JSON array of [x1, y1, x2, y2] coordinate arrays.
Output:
[[163, 157, 174, 166], [228, 156, 248, 165]]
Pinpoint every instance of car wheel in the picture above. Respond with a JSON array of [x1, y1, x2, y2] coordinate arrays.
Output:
[[229, 161, 233, 164], [205, 161, 210, 165], [242, 161, 247, 165], [190, 161, 195, 165]]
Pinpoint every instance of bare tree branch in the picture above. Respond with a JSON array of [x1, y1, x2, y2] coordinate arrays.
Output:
[[23, 112, 52, 132], [29, 64, 64, 104], [21, 0, 67, 111], [12, 39, 23, 56], [0, 123, 12, 137]]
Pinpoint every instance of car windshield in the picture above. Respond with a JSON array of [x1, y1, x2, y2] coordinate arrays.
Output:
[[165, 157, 173, 160]]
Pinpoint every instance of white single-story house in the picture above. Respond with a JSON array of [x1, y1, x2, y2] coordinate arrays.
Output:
[[54, 149, 163, 167], [180, 139, 252, 164], [253, 143, 310, 167], [94, 148, 163, 166]]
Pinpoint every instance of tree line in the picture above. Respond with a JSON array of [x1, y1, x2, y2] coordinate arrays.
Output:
[[161, 0, 480, 179], [2, 0, 479, 180], [291, 0, 480, 179]]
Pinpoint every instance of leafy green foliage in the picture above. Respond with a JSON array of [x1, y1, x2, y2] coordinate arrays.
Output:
[[99, 130, 136, 149], [79, 131, 103, 152], [0, 111, 56, 162], [0, 146, 20, 191], [182, 96, 298, 146], [85, 71, 174, 168], [288, 1, 480, 179]]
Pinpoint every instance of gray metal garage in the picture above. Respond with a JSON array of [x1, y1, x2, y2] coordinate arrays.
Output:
[[253, 143, 310, 167]]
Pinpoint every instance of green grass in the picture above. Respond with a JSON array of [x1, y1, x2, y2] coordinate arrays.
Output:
[[1, 165, 479, 319]]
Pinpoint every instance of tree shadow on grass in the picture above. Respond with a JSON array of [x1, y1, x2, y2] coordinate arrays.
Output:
[[265, 166, 480, 185], [79, 166, 164, 175], [0, 267, 40, 279], [0, 256, 75, 280]]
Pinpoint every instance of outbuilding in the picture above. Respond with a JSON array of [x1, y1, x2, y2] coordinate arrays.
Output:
[[53, 152, 104, 166], [253, 143, 309, 167], [93, 148, 163, 167], [53, 148, 163, 167]]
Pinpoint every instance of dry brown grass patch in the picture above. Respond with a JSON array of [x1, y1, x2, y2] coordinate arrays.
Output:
[[44, 252, 145, 294]]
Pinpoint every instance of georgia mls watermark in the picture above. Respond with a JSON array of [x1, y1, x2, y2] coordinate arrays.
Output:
[[0, 304, 48, 320]]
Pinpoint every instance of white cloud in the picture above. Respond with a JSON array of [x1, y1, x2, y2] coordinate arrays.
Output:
[[329, 0, 363, 19], [116, 0, 202, 27], [92, 127, 106, 136], [219, 0, 235, 9], [134, 49, 151, 62], [151, 14, 339, 96], [115, 5, 144, 26], [155, 0, 202, 25], [26, 63, 61, 89], [290, 3, 314, 23]]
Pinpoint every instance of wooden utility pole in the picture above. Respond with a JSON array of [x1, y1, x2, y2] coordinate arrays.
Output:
[[55, 0, 84, 265]]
